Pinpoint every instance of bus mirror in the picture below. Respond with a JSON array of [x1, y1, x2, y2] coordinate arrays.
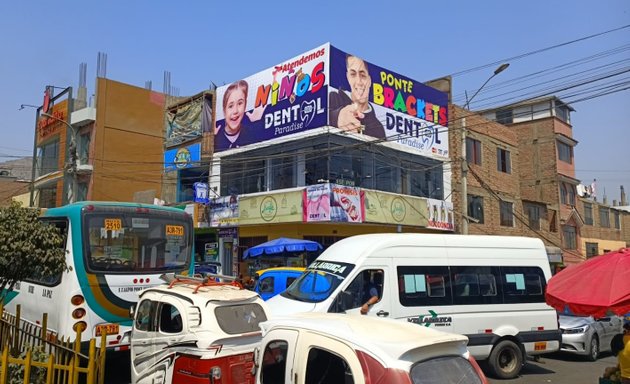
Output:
[[129, 304, 136, 319]]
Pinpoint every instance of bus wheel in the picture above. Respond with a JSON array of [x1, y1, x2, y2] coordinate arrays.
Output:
[[487, 340, 523, 379]]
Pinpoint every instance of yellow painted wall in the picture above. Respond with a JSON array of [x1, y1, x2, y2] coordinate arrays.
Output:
[[238, 223, 437, 239], [581, 237, 625, 256]]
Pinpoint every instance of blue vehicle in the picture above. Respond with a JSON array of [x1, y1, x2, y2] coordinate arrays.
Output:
[[254, 267, 305, 300]]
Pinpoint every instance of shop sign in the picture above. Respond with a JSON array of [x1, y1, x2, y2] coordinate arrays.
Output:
[[210, 195, 239, 227], [364, 190, 429, 227], [240, 191, 302, 225], [426, 198, 454, 231], [218, 227, 237, 239], [163, 143, 201, 172]]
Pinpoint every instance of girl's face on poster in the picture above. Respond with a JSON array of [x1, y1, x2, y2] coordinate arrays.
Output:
[[225, 88, 246, 131]]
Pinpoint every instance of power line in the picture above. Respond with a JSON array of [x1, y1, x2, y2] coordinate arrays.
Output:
[[449, 24, 630, 77]]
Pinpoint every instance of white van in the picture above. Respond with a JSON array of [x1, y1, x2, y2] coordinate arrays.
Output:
[[266, 233, 561, 379]]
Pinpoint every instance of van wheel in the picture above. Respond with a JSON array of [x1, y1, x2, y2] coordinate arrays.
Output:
[[587, 336, 599, 361], [487, 340, 523, 379]]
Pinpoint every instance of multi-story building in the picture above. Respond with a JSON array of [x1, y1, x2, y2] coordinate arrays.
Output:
[[579, 187, 629, 256], [162, 44, 455, 278], [31, 78, 166, 207]]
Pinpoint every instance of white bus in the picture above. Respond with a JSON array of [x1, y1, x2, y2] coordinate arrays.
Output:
[[267, 233, 561, 379], [5, 201, 194, 353]]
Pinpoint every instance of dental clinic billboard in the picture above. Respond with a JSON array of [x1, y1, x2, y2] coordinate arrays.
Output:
[[328, 45, 449, 158], [214, 44, 329, 152], [214, 43, 449, 159]]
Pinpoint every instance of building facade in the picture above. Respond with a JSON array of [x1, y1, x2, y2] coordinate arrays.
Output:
[[31, 78, 166, 207], [161, 44, 454, 278]]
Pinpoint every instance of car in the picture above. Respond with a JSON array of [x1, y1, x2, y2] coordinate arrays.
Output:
[[254, 267, 305, 300], [559, 311, 624, 361], [253, 312, 489, 384], [130, 274, 270, 384]]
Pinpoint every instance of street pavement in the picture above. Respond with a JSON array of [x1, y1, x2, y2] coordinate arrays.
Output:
[[487, 351, 618, 383]]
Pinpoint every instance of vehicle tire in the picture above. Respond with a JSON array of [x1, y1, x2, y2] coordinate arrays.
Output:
[[587, 335, 599, 361], [487, 340, 523, 379]]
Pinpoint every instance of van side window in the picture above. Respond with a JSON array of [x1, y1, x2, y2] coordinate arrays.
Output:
[[451, 266, 501, 305], [397, 266, 451, 307], [261, 340, 288, 384], [334, 269, 383, 312], [135, 299, 157, 332], [500, 267, 546, 304], [159, 303, 183, 334], [305, 348, 353, 384]]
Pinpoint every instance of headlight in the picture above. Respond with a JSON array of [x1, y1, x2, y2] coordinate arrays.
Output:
[[564, 325, 589, 334]]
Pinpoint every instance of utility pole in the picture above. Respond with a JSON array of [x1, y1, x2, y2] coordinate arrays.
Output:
[[461, 63, 509, 234]]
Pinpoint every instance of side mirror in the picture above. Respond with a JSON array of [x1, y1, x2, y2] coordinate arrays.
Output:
[[129, 304, 136, 319], [251, 346, 260, 377]]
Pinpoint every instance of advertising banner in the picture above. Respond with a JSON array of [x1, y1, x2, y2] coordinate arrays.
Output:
[[214, 44, 330, 152], [163, 142, 201, 172], [239, 190, 303, 225], [426, 198, 454, 231], [330, 185, 364, 223], [329, 45, 449, 159], [209, 195, 239, 227], [364, 190, 429, 227], [165, 95, 203, 147], [303, 183, 331, 222]]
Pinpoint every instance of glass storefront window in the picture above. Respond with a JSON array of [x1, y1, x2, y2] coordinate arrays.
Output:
[[36, 140, 60, 177], [220, 136, 444, 199], [220, 159, 266, 196]]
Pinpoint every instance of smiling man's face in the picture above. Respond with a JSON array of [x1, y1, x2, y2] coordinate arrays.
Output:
[[346, 56, 371, 107]]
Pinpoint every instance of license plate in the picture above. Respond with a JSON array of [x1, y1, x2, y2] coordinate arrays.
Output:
[[96, 323, 119, 336], [534, 341, 547, 351]]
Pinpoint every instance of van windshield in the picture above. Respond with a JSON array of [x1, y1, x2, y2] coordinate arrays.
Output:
[[281, 261, 354, 303]]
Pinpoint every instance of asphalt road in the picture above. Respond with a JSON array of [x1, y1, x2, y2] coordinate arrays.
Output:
[[487, 351, 618, 383]]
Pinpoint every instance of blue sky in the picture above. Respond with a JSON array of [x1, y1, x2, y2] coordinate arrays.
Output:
[[1, 0, 628, 203]]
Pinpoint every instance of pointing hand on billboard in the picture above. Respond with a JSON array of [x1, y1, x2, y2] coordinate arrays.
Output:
[[245, 104, 268, 122], [337, 103, 364, 133]]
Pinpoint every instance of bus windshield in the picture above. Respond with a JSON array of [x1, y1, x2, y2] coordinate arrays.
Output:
[[84, 211, 192, 273], [281, 261, 354, 303]]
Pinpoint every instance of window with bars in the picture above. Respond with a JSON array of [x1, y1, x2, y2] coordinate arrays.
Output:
[[467, 195, 484, 224], [496, 148, 511, 174], [614, 211, 620, 229], [599, 208, 610, 228], [500, 201, 514, 227], [586, 242, 599, 258], [562, 225, 577, 249], [584, 203, 593, 225], [524, 203, 543, 230], [466, 138, 482, 165], [557, 141, 573, 164]]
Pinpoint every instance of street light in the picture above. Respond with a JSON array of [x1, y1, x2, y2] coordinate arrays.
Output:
[[460, 63, 509, 235]]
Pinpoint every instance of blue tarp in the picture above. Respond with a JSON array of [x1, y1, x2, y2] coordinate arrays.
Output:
[[243, 237, 323, 259]]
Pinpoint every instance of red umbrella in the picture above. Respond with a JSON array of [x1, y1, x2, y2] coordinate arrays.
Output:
[[545, 248, 630, 317]]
